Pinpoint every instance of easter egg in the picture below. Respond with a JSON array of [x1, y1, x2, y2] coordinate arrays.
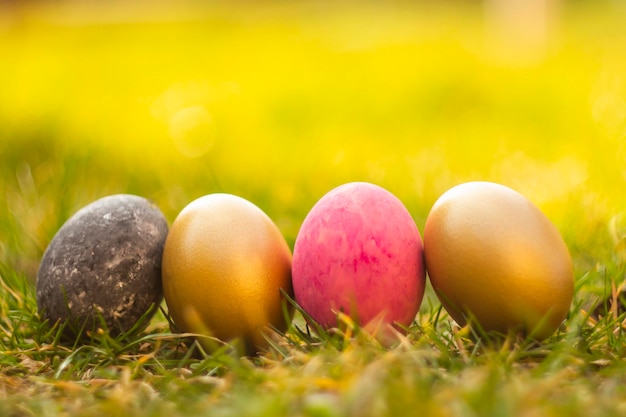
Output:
[[292, 182, 425, 334], [423, 181, 574, 339], [161, 194, 293, 354], [37, 194, 169, 338]]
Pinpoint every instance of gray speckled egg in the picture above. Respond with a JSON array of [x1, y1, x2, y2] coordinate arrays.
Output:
[[36, 194, 169, 338]]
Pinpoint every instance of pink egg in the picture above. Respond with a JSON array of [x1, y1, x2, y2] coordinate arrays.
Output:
[[292, 182, 425, 332]]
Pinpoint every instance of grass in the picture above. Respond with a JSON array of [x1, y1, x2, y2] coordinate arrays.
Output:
[[1, 1, 626, 415]]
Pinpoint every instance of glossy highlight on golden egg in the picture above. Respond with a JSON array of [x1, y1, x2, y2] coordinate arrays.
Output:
[[161, 194, 293, 354], [423, 182, 574, 340]]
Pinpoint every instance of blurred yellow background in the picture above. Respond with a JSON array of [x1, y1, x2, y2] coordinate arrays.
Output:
[[1, 1, 625, 283]]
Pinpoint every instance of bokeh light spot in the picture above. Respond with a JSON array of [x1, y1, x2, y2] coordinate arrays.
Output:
[[168, 106, 214, 158]]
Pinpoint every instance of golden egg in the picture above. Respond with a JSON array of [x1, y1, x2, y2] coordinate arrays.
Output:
[[423, 182, 574, 340], [162, 194, 293, 354]]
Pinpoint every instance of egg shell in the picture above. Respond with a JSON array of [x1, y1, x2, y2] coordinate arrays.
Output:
[[36, 194, 169, 338], [423, 181, 574, 339], [161, 194, 293, 354], [292, 182, 426, 332]]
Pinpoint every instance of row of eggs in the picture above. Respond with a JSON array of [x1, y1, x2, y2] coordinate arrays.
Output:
[[36, 181, 574, 354]]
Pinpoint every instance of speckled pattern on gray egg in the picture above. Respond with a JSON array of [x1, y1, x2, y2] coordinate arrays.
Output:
[[36, 194, 169, 338]]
